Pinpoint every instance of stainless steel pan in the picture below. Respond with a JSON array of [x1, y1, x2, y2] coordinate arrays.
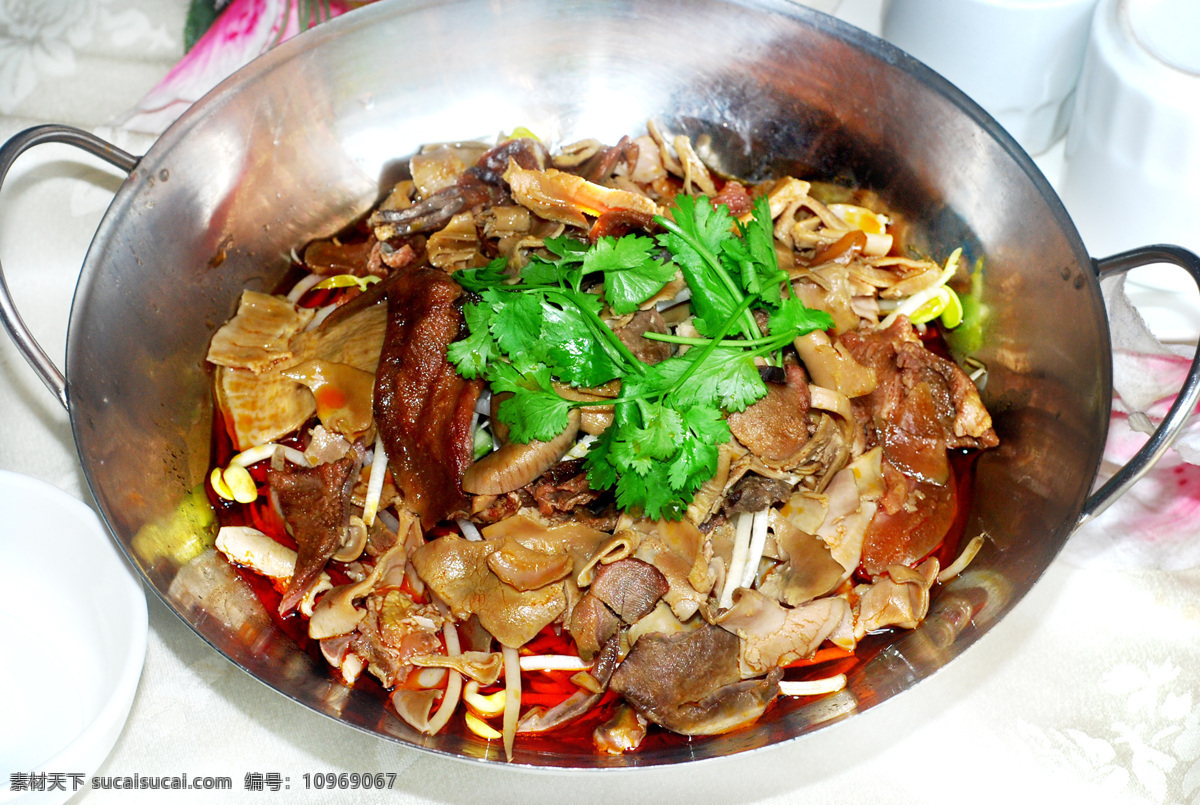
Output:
[[2, 0, 1199, 768]]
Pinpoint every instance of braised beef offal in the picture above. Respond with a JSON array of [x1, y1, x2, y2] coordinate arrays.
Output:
[[610, 625, 781, 735], [374, 268, 482, 527], [206, 123, 998, 761], [269, 454, 359, 615]]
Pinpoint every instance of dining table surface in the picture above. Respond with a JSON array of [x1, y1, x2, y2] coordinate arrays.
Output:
[[1, 1, 1198, 803]]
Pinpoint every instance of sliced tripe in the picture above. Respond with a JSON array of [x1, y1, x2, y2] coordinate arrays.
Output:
[[216, 303, 386, 449], [207, 290, 314, 373]]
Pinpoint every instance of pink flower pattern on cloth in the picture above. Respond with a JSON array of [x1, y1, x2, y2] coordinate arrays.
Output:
[[1063, 280, 1200, 570], [114, 0, 362, 134]]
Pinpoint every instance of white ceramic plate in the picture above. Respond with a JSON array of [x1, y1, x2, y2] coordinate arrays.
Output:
[[0, 471, 147, 804]]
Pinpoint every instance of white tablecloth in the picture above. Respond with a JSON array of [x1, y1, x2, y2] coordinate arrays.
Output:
[[2, 2, 1199, 803]]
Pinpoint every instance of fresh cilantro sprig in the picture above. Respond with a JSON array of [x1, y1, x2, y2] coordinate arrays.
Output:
[[448, 193, 834, 520]]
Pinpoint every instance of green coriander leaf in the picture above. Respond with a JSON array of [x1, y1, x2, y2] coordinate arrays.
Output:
[[446, 300, 500, 379], [489, 288, 544, 358], [454, 257, 510, 292], [521, 255, 577, 286], [721, 195, 786, 307], [583, 421, 620, 491], [656, 195, 748, 338], [673, 346, 767, 413], [614, 461, 681, 521], [489, 363, 573, 443], [767, 296, 835, 338], [668, 436, 720, 497], [540, 293, 624, 386], [543, 235, 590, 265], [681, 403, 731, 445], [609, 400, 684, 475], [584, 235, 676, 314]]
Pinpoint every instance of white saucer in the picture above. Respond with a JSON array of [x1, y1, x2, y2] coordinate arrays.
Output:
[[0, 471, 147, 804]]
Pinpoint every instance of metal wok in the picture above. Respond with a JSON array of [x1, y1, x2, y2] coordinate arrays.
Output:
[[1, 0, 1198, 769]]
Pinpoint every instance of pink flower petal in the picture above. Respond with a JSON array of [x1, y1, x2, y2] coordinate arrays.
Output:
[[1064, 350, 1200, 570], [114, 0, 354, 134]]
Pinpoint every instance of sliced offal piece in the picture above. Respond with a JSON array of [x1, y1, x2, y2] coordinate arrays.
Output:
[[268, 454, 360, 615], [727, 364, 811, 467], [860, 466, 957, 576], [374, 268, 483, 527], [589, 558, 669, 625], [207, 290, 314, 373], [610, 623, 780, 735], [839, 316, 995, 573]]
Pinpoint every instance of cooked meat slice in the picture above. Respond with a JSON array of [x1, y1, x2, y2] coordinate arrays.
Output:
[[567, 593, 621, 661], [269, 454, 360, 616], [410, 534, 567, 648], [759, 509, 845, 605], [840, 316, 997, 484], [860, 461, 957, 575], [710, 180, 753, 216], [727, 364, 811, 465], [610, 624, 780, 735], [486, 535, 573, 591], [589, 558, 670, 625], [374, 268, 483, 527], [517, 690, 604, 734], [206, 290, 314, 373], [718, 590, 854, 676], [368, 140, 548, 238], [616, 309, 672, 365], [592, 705, 649, 754], [346, 588, 444, 688], [303, 238, 375, 276], [528, 459, 606, 518], [895, 339, 997, 447], [854, 558, 939, 639]]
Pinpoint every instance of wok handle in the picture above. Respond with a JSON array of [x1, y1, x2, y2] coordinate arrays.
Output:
[[1081, 245, 1200, 524], [0, 125, 139, 410]]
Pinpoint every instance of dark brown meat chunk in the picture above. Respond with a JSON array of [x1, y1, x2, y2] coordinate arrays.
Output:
[[528, 458, 605, 518], [589, 558, 669, 625], [727, 363, 811, 463], [616, 309, 672, 365], [711, 181, 753, 216], [303, 238, 374, 276], [268, 454, 359, 615], [724, 475, 794, 515], [373, 268, 482, 527], [838, 317, 995, 574], [567, 594, 621, 661], [840, 317, 997, 484], [610, 624, 780, 735]]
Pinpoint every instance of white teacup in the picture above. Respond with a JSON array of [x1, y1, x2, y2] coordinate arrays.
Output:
[[882, 0, 1100, 155], [1058, 0, 1200, 342]]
